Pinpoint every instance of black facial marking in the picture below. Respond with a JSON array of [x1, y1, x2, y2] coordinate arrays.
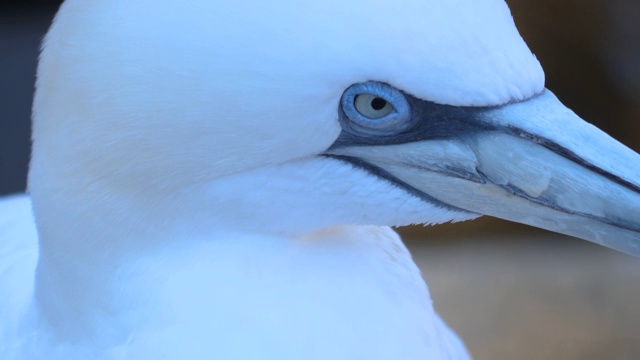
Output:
[[332, 90, 498, 149]]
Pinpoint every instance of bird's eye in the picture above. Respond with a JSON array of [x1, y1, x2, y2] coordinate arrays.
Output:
[[354, 94, 394, 119], [340, 81, 412, 136]]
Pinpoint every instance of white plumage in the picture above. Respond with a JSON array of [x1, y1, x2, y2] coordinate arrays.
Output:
[[1, 0, 639, 359]]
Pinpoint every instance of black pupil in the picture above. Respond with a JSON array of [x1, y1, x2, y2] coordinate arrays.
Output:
[[370, 97, 387, 111]]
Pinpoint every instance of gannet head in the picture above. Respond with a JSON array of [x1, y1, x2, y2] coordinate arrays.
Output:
[[30, 0, 640, 256]]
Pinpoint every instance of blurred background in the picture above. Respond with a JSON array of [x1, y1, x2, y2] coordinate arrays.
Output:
[[1, 1, 639, 359]]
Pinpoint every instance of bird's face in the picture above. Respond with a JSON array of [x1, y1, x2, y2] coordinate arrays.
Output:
[[31, 0, 640, 254], [327, 82, 640, 255]]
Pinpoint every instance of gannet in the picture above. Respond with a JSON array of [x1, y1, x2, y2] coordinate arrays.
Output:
[[1, 0, 638, 359]]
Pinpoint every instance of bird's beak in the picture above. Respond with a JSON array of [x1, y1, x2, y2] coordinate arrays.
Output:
[[326, 90, 640, 257]]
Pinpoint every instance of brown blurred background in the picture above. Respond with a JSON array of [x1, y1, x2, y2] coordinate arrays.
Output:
[[1, 1, 639, 359]]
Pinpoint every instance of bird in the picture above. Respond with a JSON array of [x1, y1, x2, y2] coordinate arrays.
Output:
[[1, 0, 639, 359]]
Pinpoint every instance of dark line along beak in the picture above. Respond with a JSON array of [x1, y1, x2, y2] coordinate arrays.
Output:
[[325, 90, 640, 257]]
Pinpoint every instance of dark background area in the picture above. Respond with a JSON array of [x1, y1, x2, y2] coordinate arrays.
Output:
[[1, 2, 640, 359], [1, 1, 63, 195]]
